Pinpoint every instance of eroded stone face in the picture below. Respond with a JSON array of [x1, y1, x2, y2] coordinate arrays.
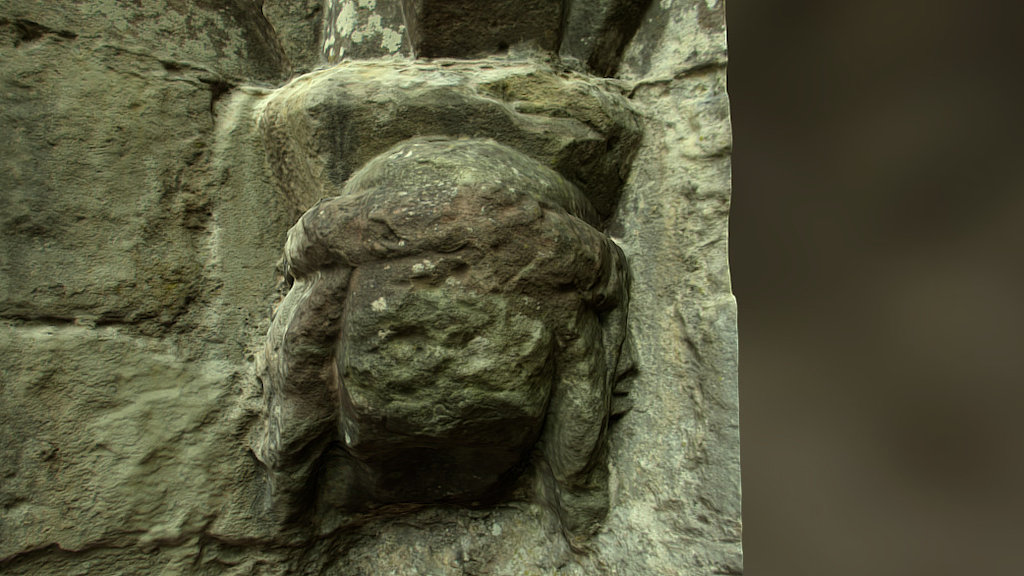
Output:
[[254, 137, 632, 541], [338, 277, 555, 503]]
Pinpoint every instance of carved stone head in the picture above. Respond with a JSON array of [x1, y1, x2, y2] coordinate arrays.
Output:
[[254, 137, 631, 544]]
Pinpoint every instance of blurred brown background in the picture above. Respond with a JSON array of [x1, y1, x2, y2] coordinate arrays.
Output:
[[727, 0, 1024, 574]]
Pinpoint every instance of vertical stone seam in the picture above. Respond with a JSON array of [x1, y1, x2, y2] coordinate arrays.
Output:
[[255, 1, 295, 77], [555, 0, 570, 55], [397, 0, 415, 58]]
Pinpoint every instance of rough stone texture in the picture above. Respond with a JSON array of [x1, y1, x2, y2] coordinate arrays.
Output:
[[0, 1, 290, 84], [322, 0, 410, 62], [619, 0, 728, 79], [253, 138, 633, 547], [257, 59, 641, 220], [0, 0, 295, 335], [263, 0, 325, 73], [0, 0, 739, 574], [0, 324, 240, 572], [401, 0, 562, 58], [597, 1, 740, 573], [560, 0, 655, 76]]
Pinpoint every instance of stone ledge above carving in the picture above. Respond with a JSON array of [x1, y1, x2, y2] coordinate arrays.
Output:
[[258, 59, 641, 223]]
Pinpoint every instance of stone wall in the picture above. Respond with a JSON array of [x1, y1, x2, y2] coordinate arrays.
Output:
[[0, 1, 738, 574]]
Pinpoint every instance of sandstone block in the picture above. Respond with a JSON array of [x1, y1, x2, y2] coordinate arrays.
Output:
[[258, 59, 641, 221]]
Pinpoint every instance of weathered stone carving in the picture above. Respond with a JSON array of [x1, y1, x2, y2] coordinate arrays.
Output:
[[254, 137, 632, 544], [253, 2, 646, 547], [0, 0, 738, 572]]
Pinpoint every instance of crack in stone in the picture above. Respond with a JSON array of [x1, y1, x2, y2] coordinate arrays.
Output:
[[1, 18, 77, 47]]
